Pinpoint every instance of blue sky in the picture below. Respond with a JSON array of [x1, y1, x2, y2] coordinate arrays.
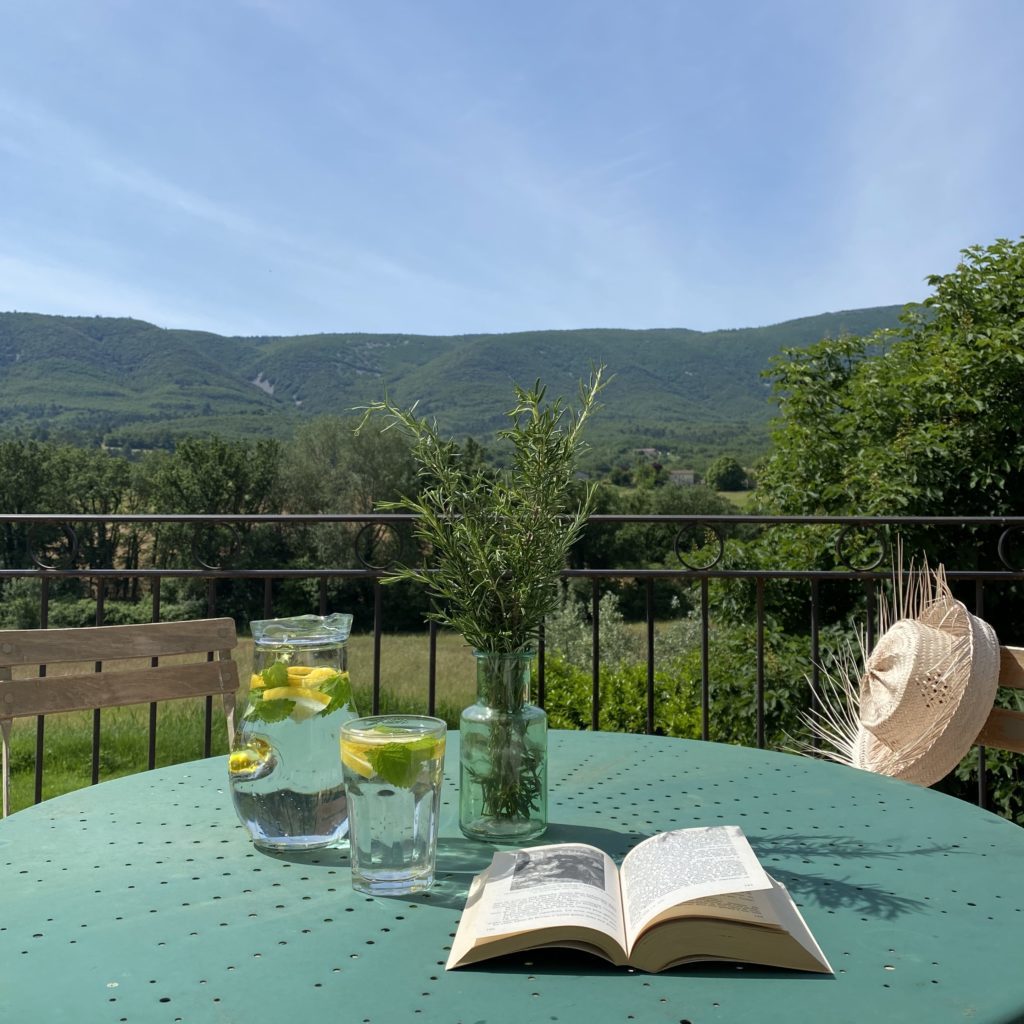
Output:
[[1, 0, 1022, 337]]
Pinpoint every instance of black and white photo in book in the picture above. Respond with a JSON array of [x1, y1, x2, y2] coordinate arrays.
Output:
[[511, 846, 607, 892]]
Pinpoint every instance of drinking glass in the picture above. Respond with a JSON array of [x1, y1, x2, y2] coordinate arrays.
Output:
[[340, 715, 447, 896]]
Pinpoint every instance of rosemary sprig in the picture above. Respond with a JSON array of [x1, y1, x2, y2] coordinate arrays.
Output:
[[357, 369, 606, 652]]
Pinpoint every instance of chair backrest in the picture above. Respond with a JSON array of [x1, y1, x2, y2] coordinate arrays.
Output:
[[975, 645, 1024, 754], [0, 618, 239, 817]]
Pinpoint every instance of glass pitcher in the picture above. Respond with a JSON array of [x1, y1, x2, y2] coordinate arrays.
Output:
[[229, 613, 359, 851]]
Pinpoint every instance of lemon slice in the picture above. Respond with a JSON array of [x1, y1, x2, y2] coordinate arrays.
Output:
[[229, 743, 276, 779], [261, 686, 331, 706], [285, 665, 315, 678], [297, 667, 341, 686], [340, 741, 375, 778], [249, 672, 266, 689]]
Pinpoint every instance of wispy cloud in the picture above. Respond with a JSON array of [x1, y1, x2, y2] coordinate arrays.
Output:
[[1, 1, 1021, 336], [0, 85, 489, 332]]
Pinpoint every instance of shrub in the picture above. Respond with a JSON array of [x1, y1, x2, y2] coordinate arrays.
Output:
[[543, 654, 702, 737]]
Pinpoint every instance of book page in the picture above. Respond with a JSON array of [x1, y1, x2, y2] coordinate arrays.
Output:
[[627, 878, 833, 974], [619, 826, 772, 944], [471, 843, 627, 950], [682, 889, 777, 923]]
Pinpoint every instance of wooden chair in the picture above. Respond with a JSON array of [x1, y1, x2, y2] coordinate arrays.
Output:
[[0, 618, 239, 817], [975, 645, 1024, 753]]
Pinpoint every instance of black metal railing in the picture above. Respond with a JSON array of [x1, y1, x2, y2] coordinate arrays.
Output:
[[3, 512, 1024, 811]]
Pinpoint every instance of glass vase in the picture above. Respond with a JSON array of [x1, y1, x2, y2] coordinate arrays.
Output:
[[459, 649, 547, 842], [229, 613, 359, 851]]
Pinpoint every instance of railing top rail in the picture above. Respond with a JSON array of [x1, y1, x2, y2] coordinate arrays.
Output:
[[2, 568, 1023, 581], [5, 512, 1024, 527]]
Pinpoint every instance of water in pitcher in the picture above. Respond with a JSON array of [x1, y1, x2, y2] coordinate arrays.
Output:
[[229, 614, 358, 851], [231, 703, 354, 850]]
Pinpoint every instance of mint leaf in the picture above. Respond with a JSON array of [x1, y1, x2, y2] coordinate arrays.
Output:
[[367, 736, 442, 787], [316, 671, 353, 717], [368, 742, 418, 788], [262, 661, 288, 687], [243, 695, 295, 724]]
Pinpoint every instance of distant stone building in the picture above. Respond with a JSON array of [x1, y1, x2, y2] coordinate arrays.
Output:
[[667, 469, 697, 487]]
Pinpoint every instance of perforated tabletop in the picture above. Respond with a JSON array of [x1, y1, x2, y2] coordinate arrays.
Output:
[[3, 731, 1024, 1023]]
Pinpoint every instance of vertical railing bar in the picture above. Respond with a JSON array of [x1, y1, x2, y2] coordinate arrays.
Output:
[[755, 577, 765, 749], [427, 619, 438, 717], [34, 577, 50, 805], [865, 577, 877, 652], [976, 578, 987, 809], [263, 577, 273, 618], [537, 621, 546, 710], [91, 579, 105, 786], [645, 579, 655, 735], [810, 579, 821, 750], [591, 580, 601, 732], [700, 577, 710, 742], [203, 694, 214, 758], [148, 576, 161, 771], [372, 578, 383, 715], [204, 579, 217, 757], [318, 577, 328, 616]]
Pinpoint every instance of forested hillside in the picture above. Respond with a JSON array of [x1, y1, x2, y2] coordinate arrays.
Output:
[[0, 306, 905, 463]]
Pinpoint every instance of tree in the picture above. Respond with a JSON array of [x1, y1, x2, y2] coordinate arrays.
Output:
[[704, 455, 747, 491], [136, 438, 284, 577], [573, 480, 739, 620], [276, 416, 424, 627], [139, 437, 283, 516], [0, 440, 53, 569], [748, 236, 1024, 639], [281, 415, 418, 515], [759, 237, 1024, 523], [44, 446, 137, 597]]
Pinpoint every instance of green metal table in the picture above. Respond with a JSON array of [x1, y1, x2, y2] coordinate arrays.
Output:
[[3, 731, 1023, 1023]]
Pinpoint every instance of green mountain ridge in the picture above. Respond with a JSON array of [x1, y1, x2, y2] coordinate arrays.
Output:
[[0, 306, 906, 463]]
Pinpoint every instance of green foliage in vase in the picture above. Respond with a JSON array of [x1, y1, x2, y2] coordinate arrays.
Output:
[[358, 369, 607, 654]]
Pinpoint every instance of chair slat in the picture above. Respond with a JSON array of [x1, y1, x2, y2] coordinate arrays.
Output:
[[998, 646, 1024, 690], [976, 706, 1024, 754], [0, 619, 237, 667], [0, 661, 238, 719]]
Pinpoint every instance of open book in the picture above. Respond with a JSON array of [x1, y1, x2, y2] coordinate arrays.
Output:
[[447, 825, 832, 974]]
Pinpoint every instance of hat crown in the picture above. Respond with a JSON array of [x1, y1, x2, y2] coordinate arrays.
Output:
[[859, 618, 959, 746]]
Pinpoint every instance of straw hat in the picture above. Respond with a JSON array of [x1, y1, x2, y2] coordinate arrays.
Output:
[[809, 564, 1000, 787]]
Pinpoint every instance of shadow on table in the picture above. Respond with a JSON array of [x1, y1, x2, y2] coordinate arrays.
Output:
[[425, 824, 650, 911], [253, 823, 647, 912], [750, 832, 959, 919], [455, 948, 837, 981]]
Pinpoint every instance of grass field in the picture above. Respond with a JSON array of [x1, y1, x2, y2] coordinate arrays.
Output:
[[4, 631, 478, 815], [717, 489, 755, 509]]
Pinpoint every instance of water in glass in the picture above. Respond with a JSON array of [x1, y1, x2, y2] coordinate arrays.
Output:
[[341, 716, 447, 896]]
